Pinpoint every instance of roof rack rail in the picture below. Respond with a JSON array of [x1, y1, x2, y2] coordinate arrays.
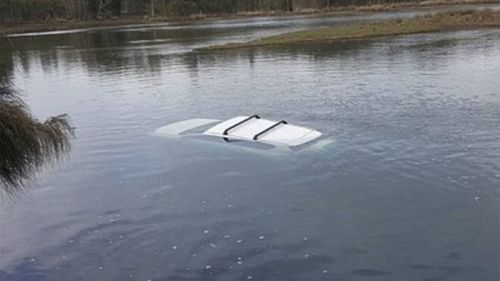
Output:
[[223, 114, 260, 136], [253, 120, 288, 140]]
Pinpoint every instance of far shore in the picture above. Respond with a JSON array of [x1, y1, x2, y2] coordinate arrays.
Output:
[[201, 9, 500, 50], [1, 0, 500, 36]]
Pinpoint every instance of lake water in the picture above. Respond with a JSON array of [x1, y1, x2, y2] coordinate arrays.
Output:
[[1, 6, 500, 281]]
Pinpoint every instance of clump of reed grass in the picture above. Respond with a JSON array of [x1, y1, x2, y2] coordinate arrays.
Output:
[[0, 86, 75, 197]]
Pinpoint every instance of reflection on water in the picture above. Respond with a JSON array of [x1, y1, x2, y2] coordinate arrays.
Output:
[[0, 10, 499, 281]]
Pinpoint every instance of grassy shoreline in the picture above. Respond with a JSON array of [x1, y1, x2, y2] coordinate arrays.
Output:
[[1, 0, 499, 36], [202, 9, 500, 50]]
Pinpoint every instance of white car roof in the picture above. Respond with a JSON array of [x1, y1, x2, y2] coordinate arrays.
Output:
[[204, 116, 321, 147], [154, 115, 322, 148]]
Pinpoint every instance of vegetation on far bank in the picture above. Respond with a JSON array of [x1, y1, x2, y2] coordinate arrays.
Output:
[[202, 9, 500, 50], [1, 0, 500, 35], [0, 0, 424, 22]]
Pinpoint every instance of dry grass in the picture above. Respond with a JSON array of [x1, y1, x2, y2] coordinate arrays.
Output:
[[203, 9, 500, 50]]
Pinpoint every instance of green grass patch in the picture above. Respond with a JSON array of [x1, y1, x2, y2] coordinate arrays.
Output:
[[202, 9, 500, 50]]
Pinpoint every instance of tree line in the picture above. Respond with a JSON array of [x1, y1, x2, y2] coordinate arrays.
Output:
[[1, 0, 415, 22]]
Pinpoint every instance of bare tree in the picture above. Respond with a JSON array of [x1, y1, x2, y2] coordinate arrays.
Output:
[[96, 0, 113, 18], [151, 0, 155, 18]]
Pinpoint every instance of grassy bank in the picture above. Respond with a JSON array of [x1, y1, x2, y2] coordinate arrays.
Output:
[[1, 0, 499, 35], [202, 9, 500, 50]]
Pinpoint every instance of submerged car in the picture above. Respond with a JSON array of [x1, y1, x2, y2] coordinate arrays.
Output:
[[154, 115, 330, 152]]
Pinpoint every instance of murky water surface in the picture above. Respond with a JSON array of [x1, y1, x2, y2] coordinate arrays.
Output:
[[1, 7, 500, 281]]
